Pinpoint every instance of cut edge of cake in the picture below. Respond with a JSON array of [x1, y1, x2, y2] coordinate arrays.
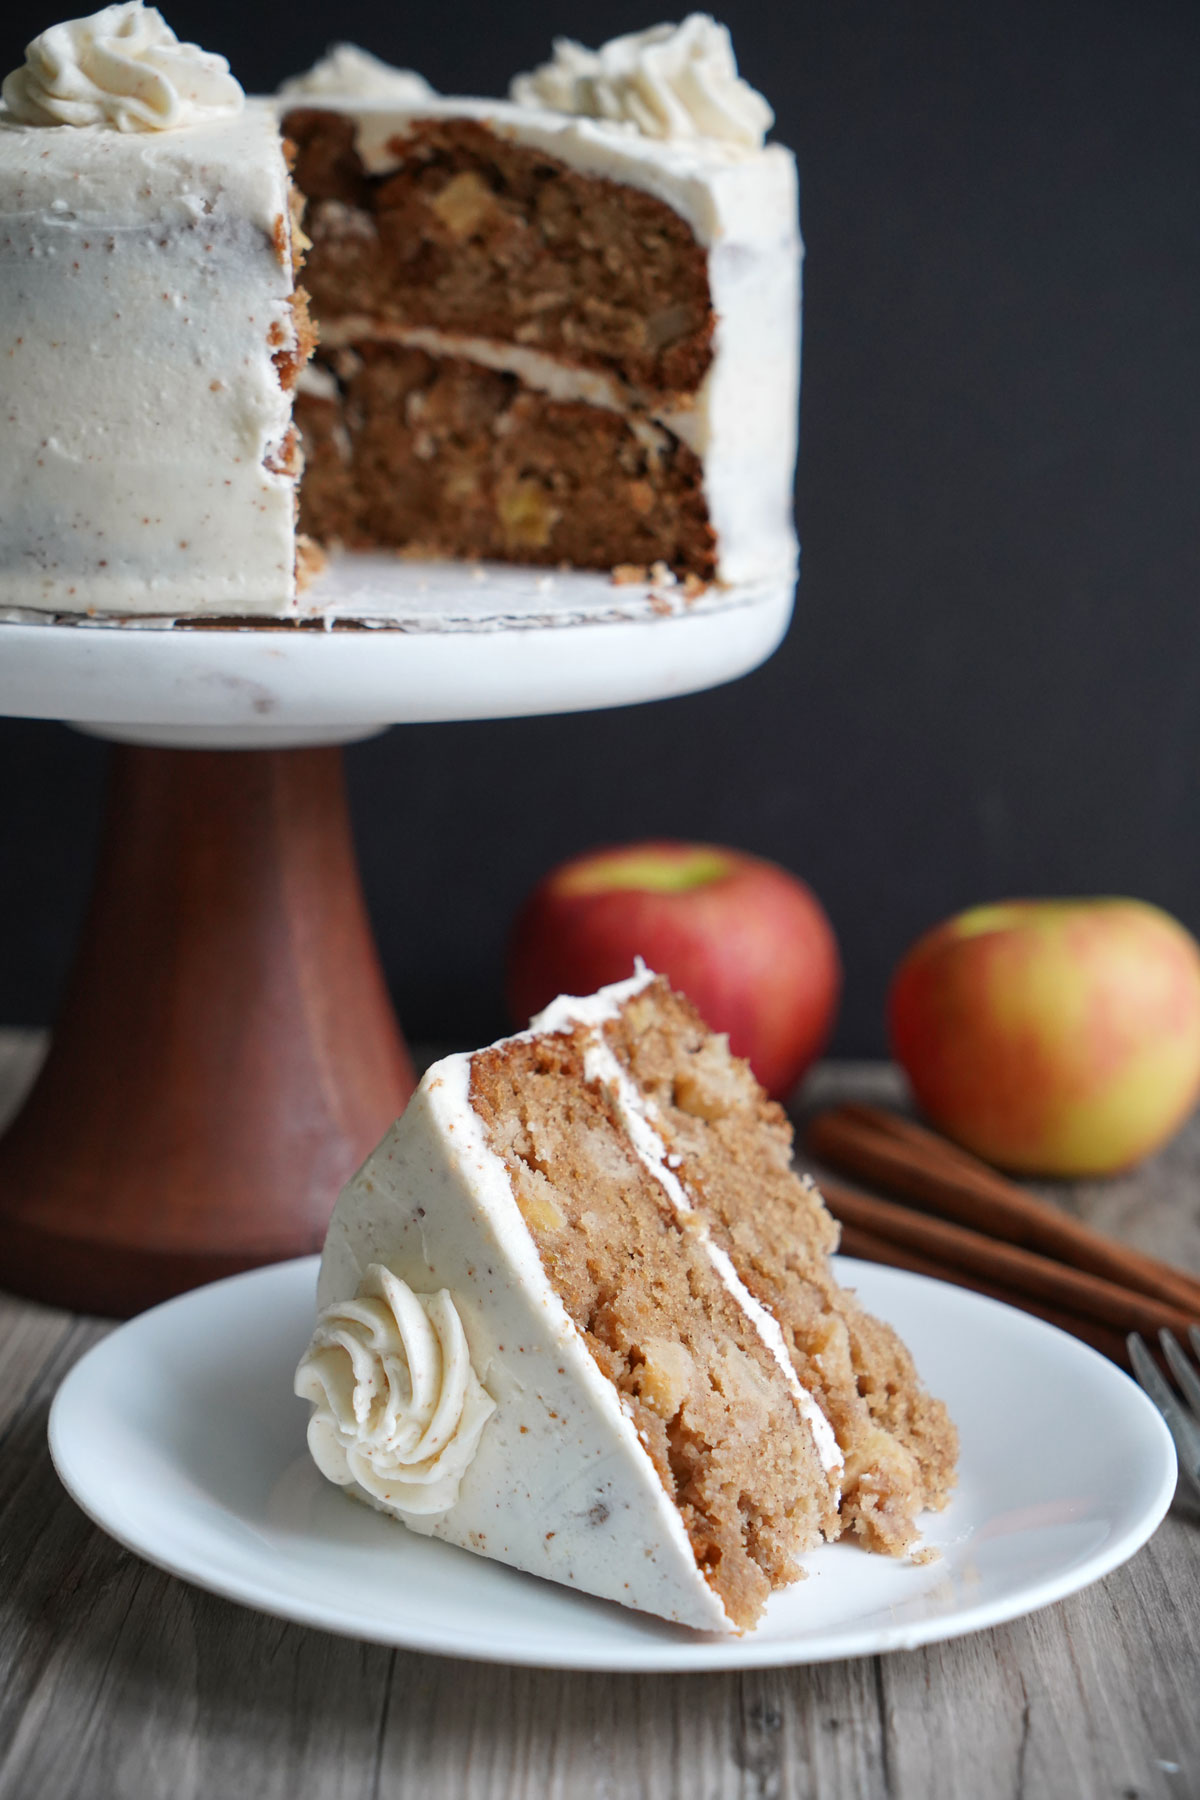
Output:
[[285, 89, 800, 590]]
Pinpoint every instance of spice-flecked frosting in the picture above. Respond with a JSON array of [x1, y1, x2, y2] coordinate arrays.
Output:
[[0, 97, 302, 614]]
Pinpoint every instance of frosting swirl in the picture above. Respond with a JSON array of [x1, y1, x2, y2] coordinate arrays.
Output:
[[294, 1264, 495, 1516], [278, 43, 435, 103], [2, 2, 244, 131], [510, 14, 773, 151]]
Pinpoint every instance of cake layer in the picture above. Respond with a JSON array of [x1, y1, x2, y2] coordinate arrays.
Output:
[[295, 344, 716, 576], [469, 1020, 837, 1627], [287, 111, 714, 398], [0, 99, 306, 615]]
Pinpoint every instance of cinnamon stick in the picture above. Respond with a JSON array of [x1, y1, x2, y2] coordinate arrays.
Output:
[[821, 1176, 1199, 1339], [836, 1222, 1132, 1367], [806, 1104, 1200, 1314]]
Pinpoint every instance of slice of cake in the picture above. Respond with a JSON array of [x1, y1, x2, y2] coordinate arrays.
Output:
[[294, 967, 957, 1632], [0, 7, 799, 617]]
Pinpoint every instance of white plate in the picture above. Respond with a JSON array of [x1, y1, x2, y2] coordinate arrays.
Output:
[[48, 1255, 1176, 1671]]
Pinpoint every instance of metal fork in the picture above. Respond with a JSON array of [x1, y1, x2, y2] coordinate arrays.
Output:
[[1127, 1326, 1200, 1505]]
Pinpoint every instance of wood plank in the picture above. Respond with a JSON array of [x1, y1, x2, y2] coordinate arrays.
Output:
[[875, 1520, 1200, 1800], [364, 1654, 894, 1799], [0, 1423, 393, 1800], [0, 1290, 75, 1440]]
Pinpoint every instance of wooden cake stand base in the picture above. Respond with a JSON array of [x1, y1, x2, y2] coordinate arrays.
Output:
[[0, 745, 415, 1317]]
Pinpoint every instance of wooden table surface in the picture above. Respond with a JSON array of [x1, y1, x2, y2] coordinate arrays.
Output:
[[1, 1036, 1197, 1800]]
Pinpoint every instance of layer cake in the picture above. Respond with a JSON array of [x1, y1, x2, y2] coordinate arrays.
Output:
[[0, 6, 801, 616]]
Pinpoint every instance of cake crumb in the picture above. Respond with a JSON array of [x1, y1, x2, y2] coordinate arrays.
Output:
[[910, 1545, 941, 1565], [295, 534, 327, 589]]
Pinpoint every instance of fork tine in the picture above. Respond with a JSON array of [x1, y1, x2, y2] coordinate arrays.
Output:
[[1190, 1323, 1200, 1365], [1160, 1329, 1200, 1418], [1127, 1333, 1200, 1502]]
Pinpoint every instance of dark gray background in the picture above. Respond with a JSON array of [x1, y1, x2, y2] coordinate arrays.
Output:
[[2, 0, 1198, 1052]]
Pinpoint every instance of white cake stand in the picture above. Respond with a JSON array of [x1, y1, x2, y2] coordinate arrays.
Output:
[[0, 556, 793, 1316], [1, 553, 794, 748]]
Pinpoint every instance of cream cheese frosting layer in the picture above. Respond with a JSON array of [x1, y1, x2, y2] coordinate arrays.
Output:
[[0, 98, 301, 614], [313, 320, 650, 418], [315, 1047, 735, 1632]]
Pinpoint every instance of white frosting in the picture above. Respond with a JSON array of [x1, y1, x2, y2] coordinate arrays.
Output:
[[0, 100, 302, 614], [277, 44, 435, 104], [2, 3, 243, 132], [510, 15, 772, 151], [295, 1264, 495, 1515], [316, 318, 647, 418], [314, 319, 714, 473], [529, 960, 658, 1034], [686, 229, 800, 585]]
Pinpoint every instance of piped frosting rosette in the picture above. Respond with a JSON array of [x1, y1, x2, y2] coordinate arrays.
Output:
[[276, 43, 435, 104], [295, 1264, 495, 1516], [510, 13, 774, 151], [2, 2, 244, 132]]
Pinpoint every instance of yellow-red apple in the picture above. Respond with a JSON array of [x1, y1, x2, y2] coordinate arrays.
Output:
[[888, 898, 1200, 1175], [506, 840, 841, 1099]]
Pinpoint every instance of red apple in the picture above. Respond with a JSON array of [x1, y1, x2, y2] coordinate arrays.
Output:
[[506, 840, 841, 1099], [889, 898, 1200, 1175]]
